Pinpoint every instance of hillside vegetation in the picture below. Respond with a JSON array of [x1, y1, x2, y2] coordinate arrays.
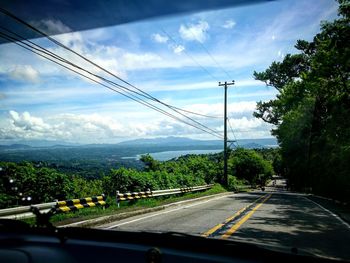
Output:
[[0, 148, 277, 209], [253, 0, 350, 201]]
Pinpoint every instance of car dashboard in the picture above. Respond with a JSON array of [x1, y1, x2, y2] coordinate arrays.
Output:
[[0, 220, 338, 263]]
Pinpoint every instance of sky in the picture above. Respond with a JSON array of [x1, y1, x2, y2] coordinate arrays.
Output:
[[0, 0, 339, 144]]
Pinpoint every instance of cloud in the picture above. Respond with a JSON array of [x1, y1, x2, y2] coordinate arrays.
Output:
[[222, 20, 236, 29], [9, 65, 40, 83], [2, 111, 125, 142], [172, 44, 185, 54], [230, 117, 262, 130], [229, 118, 273, 139], [139, 79, 265, 92], [152, 33, 168, 43], [182, 101, 257, 120], [9, 111, 48, 131], [0, 108, 273, 143], [3, 111, 52, 140], [32, 19, 71, 35], [277, 50, 284, 59], [179, 21, 209, 43], [122, 52, 162, 69]]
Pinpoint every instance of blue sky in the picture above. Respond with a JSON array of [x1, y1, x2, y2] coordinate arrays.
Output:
[[0, 0, 338, 144]]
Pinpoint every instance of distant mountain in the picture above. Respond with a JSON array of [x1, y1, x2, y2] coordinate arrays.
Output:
[[0, 144, 32, 150], [235, 138, 278, 148], [0, 137, 278, 150], [117, 136, 278, 148], [0, 140, 80, 147], [240, 142, 268, 149]]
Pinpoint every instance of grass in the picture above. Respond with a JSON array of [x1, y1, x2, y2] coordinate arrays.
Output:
[[21, 184, 227, 226]]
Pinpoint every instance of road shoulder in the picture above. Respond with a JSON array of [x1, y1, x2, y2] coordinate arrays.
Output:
[[60, 192, 233, 228]]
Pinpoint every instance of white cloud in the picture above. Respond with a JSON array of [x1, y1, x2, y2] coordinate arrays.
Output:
[[230, 117, 262, 130], [277, 50, 284, 59], [172, 44, 185, 54], [139, 79, 265, 93], [222, 20, 236, 29], [4, 111, 51, 139], [1, 111, 192, 143], [179, 21, 209, 43], [152, 33, 168, 43], [181, 101, 257, 120], [32, 19, 71, 35], [9, 65, 40, 83], [0, 16, 297, 83], [122, 52, 162, 69], [0, 107, 273, 143], [1, 111, 126, 142]]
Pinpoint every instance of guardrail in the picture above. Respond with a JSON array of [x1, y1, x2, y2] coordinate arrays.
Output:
[[0, 184, 214, 219], [55, 195, 106, 213], [0, 195, 106, 220], [0, 202, 56, 220], [116, 184, 214, 207]]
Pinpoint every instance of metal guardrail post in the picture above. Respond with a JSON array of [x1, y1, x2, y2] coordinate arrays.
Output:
[[1, 185, 214, 216], [116, 190, 120, 208], [54, 195, 106, 213], [115, 184, 213, 205]]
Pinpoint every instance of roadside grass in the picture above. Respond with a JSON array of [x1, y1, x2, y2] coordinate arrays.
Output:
[[22, 184, 227, 226]]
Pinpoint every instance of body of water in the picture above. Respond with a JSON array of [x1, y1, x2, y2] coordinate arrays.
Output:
[[122, 149, 222, 161]]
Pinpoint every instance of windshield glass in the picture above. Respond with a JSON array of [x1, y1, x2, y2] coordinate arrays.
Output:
[[1, 0, 349, 261]]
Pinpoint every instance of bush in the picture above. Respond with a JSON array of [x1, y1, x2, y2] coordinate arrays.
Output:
[[227, 176, 249, 191], [229, 148, 273, 186], [0, 162, 73, 208], [70, 176, 103, 198]]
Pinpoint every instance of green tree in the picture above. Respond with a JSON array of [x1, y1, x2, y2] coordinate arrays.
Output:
[[229, 149, 273, 186], [140, 154, 160, 171], [0, 162, 73, 208], [253, 0, 350, 200]]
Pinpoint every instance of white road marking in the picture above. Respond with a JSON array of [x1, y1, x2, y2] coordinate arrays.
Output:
[[304, 197, 350, 229], [104, 194, 235, 229]]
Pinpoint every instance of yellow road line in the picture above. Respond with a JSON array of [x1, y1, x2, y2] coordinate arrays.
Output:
[[201, 223, 225, 237], [201, 193, 268, 237], [221, 193, 272, 239]]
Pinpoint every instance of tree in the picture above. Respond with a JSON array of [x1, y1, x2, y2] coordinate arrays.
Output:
[[229, 149, 273, 186], [253, 0, 350, 200], [0, 162, 73, 208], [140, 154, 160, 171]]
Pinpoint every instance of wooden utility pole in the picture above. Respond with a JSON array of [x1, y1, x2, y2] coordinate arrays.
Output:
[[219, 80, 235, 186]]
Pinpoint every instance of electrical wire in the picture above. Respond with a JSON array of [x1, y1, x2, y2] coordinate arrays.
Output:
[[0, 7, 220, 121], [227, 118, 240, 148], [0, 26, 222, 137], [0, 29, 224, 139], [186, 24, 233, 80], [160, 28, 219, 83]]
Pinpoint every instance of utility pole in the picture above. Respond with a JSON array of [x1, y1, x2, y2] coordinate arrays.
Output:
[[219, 80, 235, 187]]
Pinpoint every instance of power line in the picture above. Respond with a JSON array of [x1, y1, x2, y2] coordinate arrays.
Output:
[[129, 2, 223, 118], [0, 8, 219, 119], [186, 24, 233, 80], [0, 8, 222, 130], [161, 28, 219, 82], [0, 32, 223, 139], [165, 106, 222, 119], [227, 118, 240, 148], [0, 28, 224, 139]]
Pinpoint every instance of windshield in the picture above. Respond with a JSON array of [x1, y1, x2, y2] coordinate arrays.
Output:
[[1, 0, 350, 261]]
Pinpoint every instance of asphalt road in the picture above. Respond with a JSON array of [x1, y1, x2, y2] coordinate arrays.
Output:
[[99, 185, 350, 260]]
